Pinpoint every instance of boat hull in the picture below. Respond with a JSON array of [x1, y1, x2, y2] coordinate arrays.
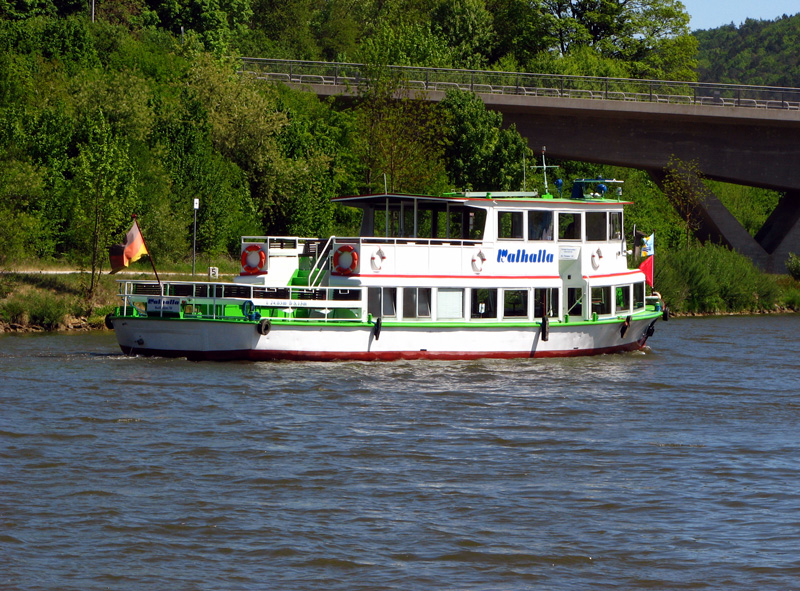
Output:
[[111, 316, 659, 361]]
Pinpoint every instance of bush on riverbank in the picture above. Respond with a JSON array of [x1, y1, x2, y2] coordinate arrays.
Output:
[[786, 253, 800, 281], [654, 244, 787, 314], [0, 272, 120, 331]]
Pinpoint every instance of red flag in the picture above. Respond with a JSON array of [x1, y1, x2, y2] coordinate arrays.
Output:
[[639, 255, 654, 287], [109, 220, 148, 274]]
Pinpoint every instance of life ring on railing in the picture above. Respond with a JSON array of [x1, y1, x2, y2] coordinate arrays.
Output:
[[370, 248, 386, 271], [240, 244, 267, 275], [591, 248, 603, 270], [471, 250, 486, 273], [333, 244, 358, 275]]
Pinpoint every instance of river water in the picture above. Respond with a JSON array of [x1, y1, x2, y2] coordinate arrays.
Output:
[[2, 315, 799, 590]]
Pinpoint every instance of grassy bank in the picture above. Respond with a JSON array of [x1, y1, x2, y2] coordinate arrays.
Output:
[[0, 257, 240, 332]]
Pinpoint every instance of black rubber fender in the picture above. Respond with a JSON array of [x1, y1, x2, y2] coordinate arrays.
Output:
[[662, 306, 670, 321], [620, 315, 632, 338], [104, 313, 114, 330], [541, 316, 549, 342], [257, 318, 271, 336], [373, 317, 382, 340]]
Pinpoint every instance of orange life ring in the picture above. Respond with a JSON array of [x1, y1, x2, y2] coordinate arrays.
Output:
[[333, 244, 358, 275], [241, 244, 267, 275]]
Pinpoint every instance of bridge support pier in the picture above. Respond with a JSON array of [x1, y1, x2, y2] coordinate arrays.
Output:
[[648, 168, 800, 273]]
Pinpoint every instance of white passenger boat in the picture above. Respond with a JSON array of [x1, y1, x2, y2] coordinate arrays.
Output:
[[108, 182, 666, 361]]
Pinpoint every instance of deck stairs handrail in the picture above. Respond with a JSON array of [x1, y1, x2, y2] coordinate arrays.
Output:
[[308, 235, 335, 286]]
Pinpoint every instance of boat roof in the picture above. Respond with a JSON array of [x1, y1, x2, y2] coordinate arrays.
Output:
[[332, 190, 632, 207]]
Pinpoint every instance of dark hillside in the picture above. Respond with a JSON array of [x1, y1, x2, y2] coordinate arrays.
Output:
[[694, 14, 800, 86]]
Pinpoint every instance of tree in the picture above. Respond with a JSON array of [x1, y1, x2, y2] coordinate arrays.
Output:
[[72, 109, 138, 305], [430, 0, 496, 68], [524, 0, 697, 80], [439, 89, 531, 191], [354, 83, 449, 195]]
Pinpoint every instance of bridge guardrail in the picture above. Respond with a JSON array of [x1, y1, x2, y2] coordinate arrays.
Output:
[[239, 58, 800, 111]]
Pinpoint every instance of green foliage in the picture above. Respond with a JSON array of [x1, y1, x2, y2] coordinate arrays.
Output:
[[439, 89, 531, 191], [0, 290, 70, 328], [694, 15, 800, 86], [708, 181, 780, 237], [786, 253, 800, 281], [654, 244, 779, 313]]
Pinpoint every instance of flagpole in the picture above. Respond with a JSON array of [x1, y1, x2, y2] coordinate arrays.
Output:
[[132, 215, 161, 289]]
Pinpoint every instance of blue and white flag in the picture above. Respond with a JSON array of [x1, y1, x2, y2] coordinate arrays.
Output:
[[642, 233, 654, 257]]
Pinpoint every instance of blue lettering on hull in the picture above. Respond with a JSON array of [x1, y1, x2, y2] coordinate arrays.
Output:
[[496, 249, 554, 263]]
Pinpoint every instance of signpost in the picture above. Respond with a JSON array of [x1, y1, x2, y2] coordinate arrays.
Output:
[[192, 198, 199, 276]]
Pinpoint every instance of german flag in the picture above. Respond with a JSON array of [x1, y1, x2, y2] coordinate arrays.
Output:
[[109, 220, 148, 274]]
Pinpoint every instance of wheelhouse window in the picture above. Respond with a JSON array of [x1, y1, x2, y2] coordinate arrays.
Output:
[[591, 286, 612, 316], [498, 211, 524, 239], [437, 288, 464, 319], [503, 289, 528, 318], [534, 287, 559, 318], [609, 211, 623, 240], [471, 288, 498, 319], [467, 209, 487, 240], [586, 212, 607, 241], [528, 210, 554, 241], [558, 212, 582, 241], [368, 287, 397, 318], [633, 282, 645, 310], [615, 285, 631, 314], [403, 288, 431, 319]]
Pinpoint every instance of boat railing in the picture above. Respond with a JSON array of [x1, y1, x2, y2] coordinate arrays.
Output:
[[308, 235, 336, 286], [116, 280, 367, 322]]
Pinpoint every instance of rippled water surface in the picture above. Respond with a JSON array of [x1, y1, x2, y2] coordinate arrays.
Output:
[[2, 315, 800, 590]]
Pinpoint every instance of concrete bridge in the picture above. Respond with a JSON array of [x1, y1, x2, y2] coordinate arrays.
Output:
[[240, 59, 800, 272]]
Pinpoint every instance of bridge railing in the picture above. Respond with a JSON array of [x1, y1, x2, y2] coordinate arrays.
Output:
[[239, 58, 800, 111]]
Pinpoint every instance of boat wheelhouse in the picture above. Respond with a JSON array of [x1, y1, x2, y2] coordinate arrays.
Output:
[[108, 184, 665, 361]]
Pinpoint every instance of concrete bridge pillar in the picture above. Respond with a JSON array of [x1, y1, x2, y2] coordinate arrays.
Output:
[[648, 167, 800, 273]]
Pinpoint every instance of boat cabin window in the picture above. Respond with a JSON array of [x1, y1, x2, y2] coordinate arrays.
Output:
[[368, 287, 397, 318], [467, 209, 486, 240], [370, 202, 486, 240], [528, 211, 554, 241], [558, 212, 582, 241], [403, 288, 431, 319], [609, 211, 623, 241], [591, 286, 612, 316], [503, 289, 528, 318], [437, 288, 464, 319], [534, 288, 559, 318], [586, 212, 607, 241], [615, 285, 631, 314], [498, 211, 524, 240], [633, 282, 645, 310], [567, 287, 584, 318], [471, 288, 498, 319]]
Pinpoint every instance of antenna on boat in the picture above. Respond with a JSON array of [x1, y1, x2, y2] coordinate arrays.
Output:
[[529, 146, 560, 196]]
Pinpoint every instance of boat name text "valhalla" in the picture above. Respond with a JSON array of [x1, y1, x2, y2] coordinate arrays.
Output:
[[496, 249, 555, 264]]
